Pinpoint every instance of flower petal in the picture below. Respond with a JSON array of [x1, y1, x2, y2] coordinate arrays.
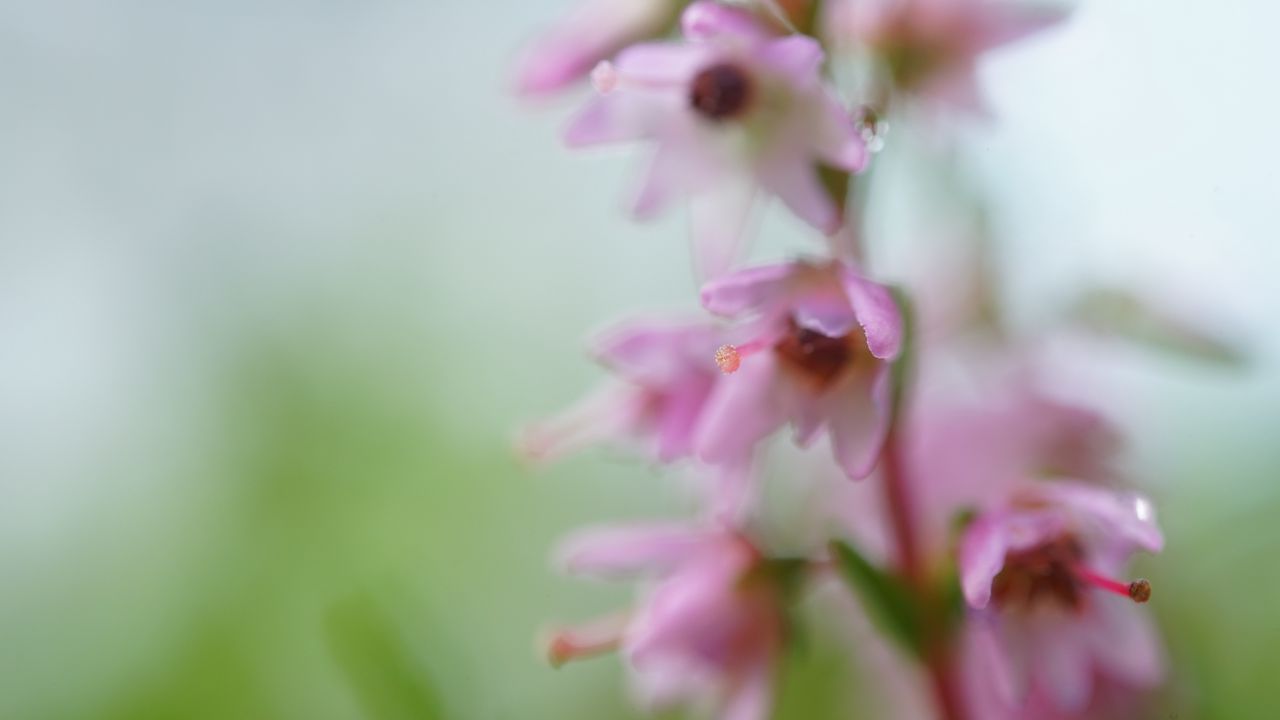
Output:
[[689, 177, 759, 281], [556, 523, 716, 578], [695, 353, 788, 466], [564, 90, 668, 146], [1085, 600, 1165, 687], [840, 268, 903, 359], [824, 364, 892, 480], [811, 91, 867, 172], [591, 316, 719, 383], [700, 263, 796, 317], [1035, 620, 1093, 712], [975, 3, 1069, 49], [755, 35, 824, 85], [615, 41, 714, 83], [1042, 482, 1165, 553], [655, 378, 715, 461], [959, 512, 1013, 609], [721, 655, 774, 720], [759, 154, 840, 234], [680, 1, 771, 43], [517, 382, 648, 464], [513, 0, 676, 96]]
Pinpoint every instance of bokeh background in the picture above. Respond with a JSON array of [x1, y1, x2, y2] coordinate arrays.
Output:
[[1, 1, 1277, 718]]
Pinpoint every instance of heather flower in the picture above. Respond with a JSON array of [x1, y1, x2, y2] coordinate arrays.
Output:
[[696, 259, 902, 479], [565, 1, 868, 277], [512, 0, 680, 96], [958, 481, 1164, 712], [829, 0, 1067, 115], [545, 522, 789, 720], [519, 316, 726, 464]]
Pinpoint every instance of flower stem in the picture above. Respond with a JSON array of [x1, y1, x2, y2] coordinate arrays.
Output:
[[880, 416, 970, 720]]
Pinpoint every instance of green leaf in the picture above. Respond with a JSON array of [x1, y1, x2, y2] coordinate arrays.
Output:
[[1067, 287, 1246, 368], [326, 595, 446, 720], [829, 541, 925, 658]]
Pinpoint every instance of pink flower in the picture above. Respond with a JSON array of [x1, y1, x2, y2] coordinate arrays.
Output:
[[829, 0, 1067, 115], [958, 481, 1165, 713], [512, 0, 680, 97], [545, 522, 788, 720], [519, 316, 726, 464], [565, 1, 868, 277], [695, 259, 902, 479]]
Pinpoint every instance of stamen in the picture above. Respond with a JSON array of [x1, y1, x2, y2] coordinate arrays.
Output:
[[546, 631, 619, 668], [715, 338, 770, 374], [1074, 564, 1152, 604], [543, 615, 627, 667], [1128, 578, 1152, 603]]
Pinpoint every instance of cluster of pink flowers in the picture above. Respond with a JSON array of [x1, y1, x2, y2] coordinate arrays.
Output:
[[514, 2, 1167, 718]]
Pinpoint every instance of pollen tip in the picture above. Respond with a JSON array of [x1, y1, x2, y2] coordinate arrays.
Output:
[[715, 344, 741, 374], [1128, 578, 1152, 603], [590, 61, 617, 94], [545, 633, 573, 668]]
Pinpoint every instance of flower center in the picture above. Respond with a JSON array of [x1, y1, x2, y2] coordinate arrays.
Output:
[[689, 63, 753, 121], [773, 321, 854, 388], [992, 535, 1152, 612], [715, 320, 856, 389], [992, 536, 1086, 611]]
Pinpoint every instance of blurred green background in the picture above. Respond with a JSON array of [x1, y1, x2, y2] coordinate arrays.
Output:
[[1, 1, 1277, 718]]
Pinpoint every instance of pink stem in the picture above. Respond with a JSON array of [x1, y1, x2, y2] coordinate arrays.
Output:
[[880, 422, 970, 720]]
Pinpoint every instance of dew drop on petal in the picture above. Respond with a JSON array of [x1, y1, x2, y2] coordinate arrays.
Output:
[[1133, 495, 1153, 523]]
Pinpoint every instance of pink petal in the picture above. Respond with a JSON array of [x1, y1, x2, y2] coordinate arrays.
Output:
[[517, 382, 647, 464], [925, 65, 993, 119], [721, 655, 775, 720], [615, 41, 714, 83], [790, 391, 826, 447], [689, 178, 759, 281], [967, 619, 1023, 708], [754, 35, 824, 85], [632, 140, 690, 218], [700, 263, 796, 317], [811, 91, 868, 172], [790, 274, 859, 337], [627, 656, 713, 710], [564, 91, 667, 147], [975, 3, 1070, 49], [655, 378, 715, 461], [1085, 600, 1165, 687], [631, 120, 723, 219], [591, 316, 719, 384], [1041, 482, 1164, 553], [993, 613, 1035, 705], [707, 460, 756, 525], [680, 1, 771, 43], [759, 154, 841, 234], [694, 353, 788, 467], [513, 45, 593, 97], [824, 364, 892, 479], [513, 0, 677, 96], [556, 523, 716, 578], [959, 513, 1012, 609], [839, 268, 903, 360], [1035, 621, 1093, 712]]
